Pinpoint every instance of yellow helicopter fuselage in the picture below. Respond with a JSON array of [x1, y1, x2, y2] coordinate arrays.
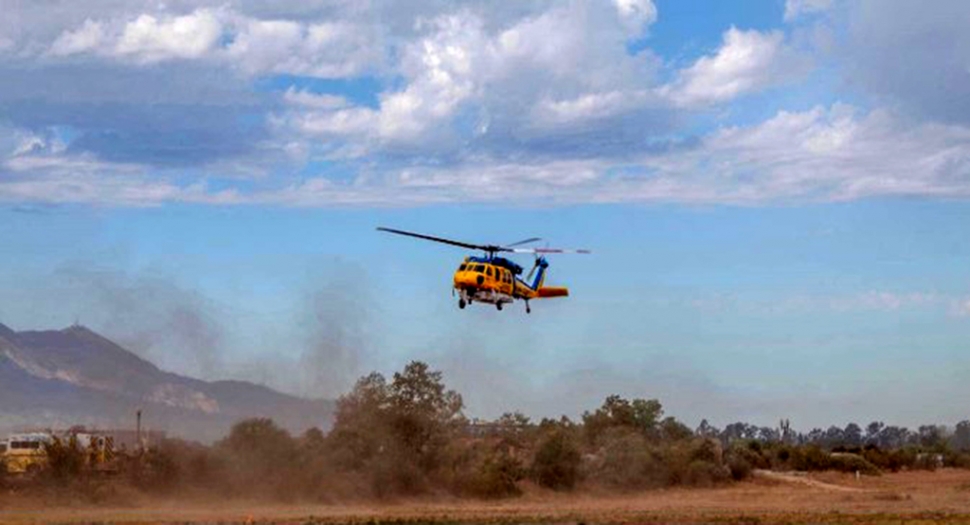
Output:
[[452, 256, 568, 312]]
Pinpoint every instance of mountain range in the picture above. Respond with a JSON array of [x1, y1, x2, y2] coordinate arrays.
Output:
[[0, 322, 334, 442]]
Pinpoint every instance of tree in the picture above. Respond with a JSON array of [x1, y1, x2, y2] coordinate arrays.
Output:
[[327, 361, 465, 491], [582, 395, 663, 443], [721, 422, 757, 443], [918, 425, 947, 451], [757, 426, 779, 443], [217, 418, 298, 493], [696, 419, 720, 438], [865, 421, 885, 446], [659, 417, 694, 441], [823, 426, 845, 448], [328, 372, 392, 468], [952, 420, 970, 451], [631, 398, 664, 434], [779, 419, 796, 444], [879, 426, 911, 449], [532, 427, 581, 490], [843, 423, 863, 448], [388, 361, 465, 469]]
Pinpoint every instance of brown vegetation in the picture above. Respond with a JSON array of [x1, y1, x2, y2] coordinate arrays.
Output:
[[3, 360, 970, 515]]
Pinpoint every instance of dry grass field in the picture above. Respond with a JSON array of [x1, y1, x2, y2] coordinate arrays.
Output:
[[3, 469, 970, 524]]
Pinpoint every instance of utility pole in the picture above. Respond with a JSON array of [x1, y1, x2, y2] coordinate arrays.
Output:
[[136, 408, 142, 453]]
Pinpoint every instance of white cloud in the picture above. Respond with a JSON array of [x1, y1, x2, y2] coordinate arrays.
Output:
[[226, 18, 380, 78], [6, 99, 970, 207], [0, 159, 241, 207], [296, 107, 377, 138], [661, 27, 809, 107], [49, 19, 105, 57], [374, 14, 483, 142], [601, 103, 970, 204], [9, 1, 970, 208], [115, 9, 223, 63], [224, 18, 302, 70], [279, 4, 663, 153], [784, 0, 835, 21], [613, 0, 658, 36], [45, 8, 380, 77], [532, 90, 654, 125]]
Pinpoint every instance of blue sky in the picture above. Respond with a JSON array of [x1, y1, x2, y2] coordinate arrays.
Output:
[[1, 0, 969, 430]]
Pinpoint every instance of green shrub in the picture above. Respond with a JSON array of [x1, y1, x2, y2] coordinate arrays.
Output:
[[726, 442, 769, 472], [946, 451, 970, 469], [467, 448, 525, 498], [691, 438, 723, 465], [532, 429, 581, 490], [828, 453, 880, 475], [44, 436, 86, 483], [593, 430, 663, 489], [726, 455, 753, 481], [685, 459, 729, 487], [791, 444, 830, 471], [367, 448, 427, 497]]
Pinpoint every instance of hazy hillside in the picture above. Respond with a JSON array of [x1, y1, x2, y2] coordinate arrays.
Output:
[[0, 322, 333, 442]]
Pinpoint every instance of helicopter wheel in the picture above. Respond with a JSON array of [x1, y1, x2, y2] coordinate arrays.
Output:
[[458, 298, 466, 309], [526, 302, 531, 314], [496, 303, 503, 311]]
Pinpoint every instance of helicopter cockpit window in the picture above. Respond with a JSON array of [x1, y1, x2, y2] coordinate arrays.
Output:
[[459, 263, 467, 271]]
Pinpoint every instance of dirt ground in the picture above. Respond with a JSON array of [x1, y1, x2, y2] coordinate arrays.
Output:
[[2, 469, 970, 524]]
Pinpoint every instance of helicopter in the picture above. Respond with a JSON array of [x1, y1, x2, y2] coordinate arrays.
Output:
[[377, 227, 589, 313]]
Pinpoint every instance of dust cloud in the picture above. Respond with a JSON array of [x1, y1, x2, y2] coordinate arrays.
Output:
[[46, 261, 370, 401]]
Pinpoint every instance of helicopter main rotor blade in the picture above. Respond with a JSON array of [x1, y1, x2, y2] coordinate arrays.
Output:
[[508, 248, 592, 254], [504, 237, 542, 248], [376, 227, 492, 251]]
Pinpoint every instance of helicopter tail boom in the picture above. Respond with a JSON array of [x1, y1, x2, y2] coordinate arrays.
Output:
[[537, 286, 569, 298]]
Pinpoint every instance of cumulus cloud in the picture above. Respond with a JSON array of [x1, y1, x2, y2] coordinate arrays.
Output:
[[784, 0, 834, 21], [48, 19, 106, 57], [4, 1, 970, 208], [115, 9, 223, 62], [45, 7, 381, 76], [619, 104, 970, 203], [6, 102, 970, 207], [661, 27, 810, 107], [614, 0, 658, 35], [278, 3, 664, 158], [226, 18, 381, 77], [375, 13, 482, 143]]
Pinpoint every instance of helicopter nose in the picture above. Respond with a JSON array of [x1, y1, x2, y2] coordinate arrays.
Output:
[[454, 273, 477, 288]]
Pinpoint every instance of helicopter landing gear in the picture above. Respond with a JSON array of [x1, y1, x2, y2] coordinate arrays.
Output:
[[496, 303, 503, 311], [458, 298, 466, 309], [525, 301, 531, 314]]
